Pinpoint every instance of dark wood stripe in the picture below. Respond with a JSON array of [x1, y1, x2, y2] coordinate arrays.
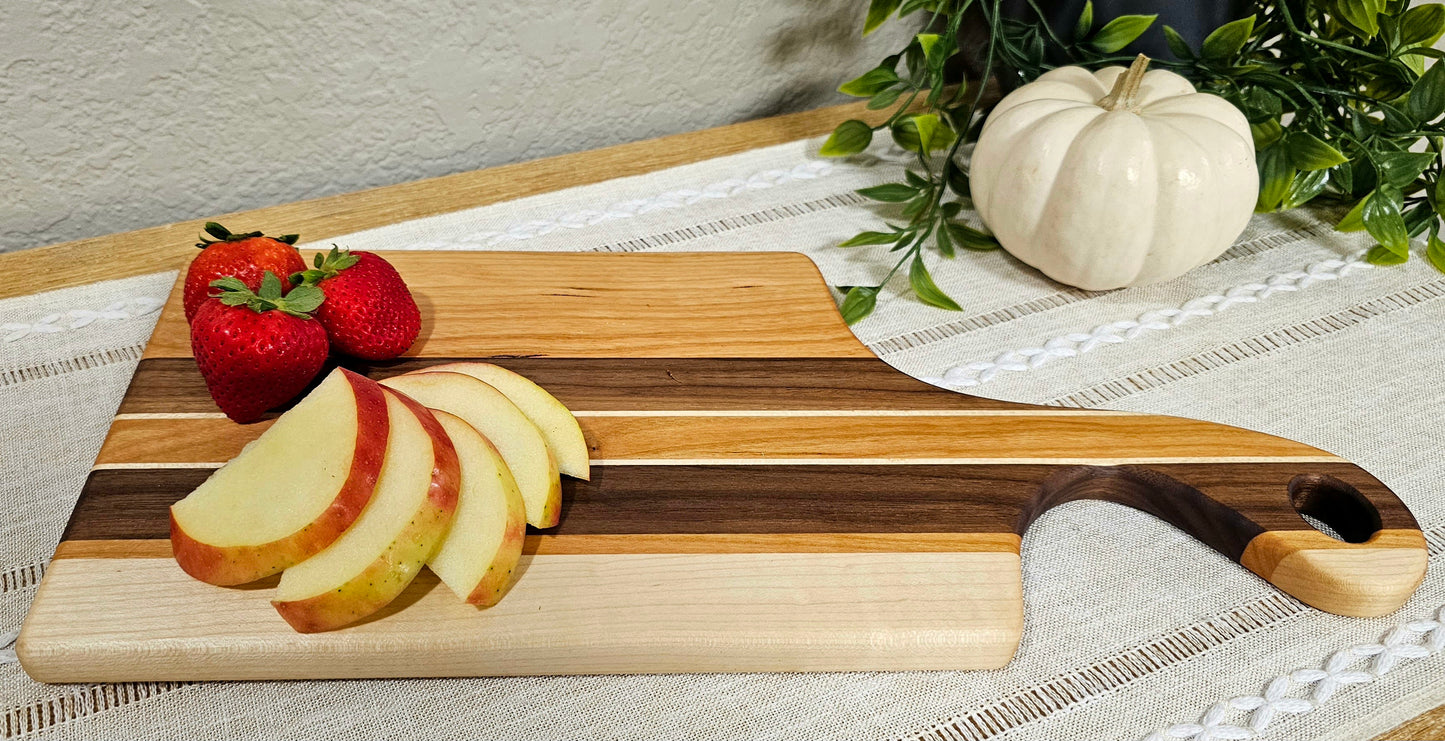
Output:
[[65, 463, 1416, 564], [117, 357, 1056, 414], [53, 533, 1024, 559]]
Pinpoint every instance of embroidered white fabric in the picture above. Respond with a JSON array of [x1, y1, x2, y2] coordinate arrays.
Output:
[[2, 135, 1442, 741]]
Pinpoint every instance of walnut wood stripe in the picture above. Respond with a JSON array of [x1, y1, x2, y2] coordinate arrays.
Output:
[[94, 412, 1331, 466], [53, 533, 1024, 560], [62, 464, 1416, 559], [117, 357, 1051, 415], [141, 253, 876, 361]]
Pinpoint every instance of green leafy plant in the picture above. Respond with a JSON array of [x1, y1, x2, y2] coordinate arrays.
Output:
[[826, 0, 1445, 324]]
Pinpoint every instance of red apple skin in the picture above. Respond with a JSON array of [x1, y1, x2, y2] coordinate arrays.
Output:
[[463, 431, 526, 607], [272, 389, 460, 633], [170, 370, 390, 586], [466, 517, 526, 607]]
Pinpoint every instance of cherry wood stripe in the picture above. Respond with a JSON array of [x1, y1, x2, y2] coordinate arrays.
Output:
[[117, 358, 1054, 415], [52, 533, 1024, 560], [94, 412, 1332, 467], [141, 253, 876, 361], [62, 464, 1416, 560]]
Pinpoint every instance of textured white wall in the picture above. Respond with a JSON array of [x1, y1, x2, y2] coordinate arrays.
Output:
[[0, 1, 915, 253]]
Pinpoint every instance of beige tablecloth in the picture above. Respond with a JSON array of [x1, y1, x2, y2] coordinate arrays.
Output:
[[2, 136, 1442, 740]]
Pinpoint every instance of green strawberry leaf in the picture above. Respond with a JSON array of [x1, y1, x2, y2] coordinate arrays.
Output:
[[258, 272, 284, 301]]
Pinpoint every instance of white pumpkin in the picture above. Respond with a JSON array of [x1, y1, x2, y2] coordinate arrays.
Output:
[[970, 55, 1258, 290]]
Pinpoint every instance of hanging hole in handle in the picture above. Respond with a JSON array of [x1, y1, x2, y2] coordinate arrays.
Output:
[[1288, 474, 1382, 544]]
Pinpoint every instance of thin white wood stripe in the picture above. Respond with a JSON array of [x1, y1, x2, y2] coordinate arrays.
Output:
[[568, 410, 1141, 417], [93, 462, 225, 470], [114, 412, 230, 420], [589, 456, 1347, 466], [92, 454, 1345, 473], [112, 409, 1141, 421]]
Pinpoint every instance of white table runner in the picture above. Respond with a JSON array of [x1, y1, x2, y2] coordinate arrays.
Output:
[[2, 135, 1441, 740]]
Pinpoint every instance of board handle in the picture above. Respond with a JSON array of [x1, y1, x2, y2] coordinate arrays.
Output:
[[1021, 465, 1428, 617]]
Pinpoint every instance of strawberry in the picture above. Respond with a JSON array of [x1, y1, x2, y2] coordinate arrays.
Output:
[[191, 272, 329, 423], [293, 247, 420, 360], [183, 222, 307, 322]]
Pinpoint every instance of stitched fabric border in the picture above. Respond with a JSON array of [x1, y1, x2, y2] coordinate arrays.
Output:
[[1142, 527, 1445, 741], [923, 249, 1377, 390]]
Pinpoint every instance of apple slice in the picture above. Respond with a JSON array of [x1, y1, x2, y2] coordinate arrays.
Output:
[[419, 362, 590, 481], [272, 389, 459, 633], [170, 368, 389, 586], [428, 411, 527, 606], [380, 372, 561, 528]]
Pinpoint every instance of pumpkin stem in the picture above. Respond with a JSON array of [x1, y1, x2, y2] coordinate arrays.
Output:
[[1098, 54, 1152, 112]]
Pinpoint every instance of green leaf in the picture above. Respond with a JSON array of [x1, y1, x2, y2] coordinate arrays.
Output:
[[1073, 1, 1094, 40], [901, 194, 931, 219], [863, 0, 901, 35], [945, 222, 1001, 251], [208, 276, 250, 294], [1282, 169, 1330, 210], [1428, 231, 1445, 273], [1366, 245, 1410, 264], [1162, 25, 1194, 59], [909, 256, 962, 311], [1333, 0, 1385, 38], [281, 284, 325, 314], [1201, 15, 1256, 60], [820, 120, 874, 157], [944, 160, 970, 198], [1255, 146, 1295, 212], [1362, 185, 1411, 255], [916, 33, 943, 64], [1406, 200, 1436, 237], [1408, 60, 1445, 123], [257, 271, 283, 300], [1089, 14, 1157, 53], [1375, 151, 1437, 189], [912, 113, 941, 154], [1399, 3, 1445, 46], [866, 87, 903, 110], [1250, 119, 1284, 149], [839, 285, 879, 324], [897, 0, 932, 17], [838, 67, 898, 97], [839, 231, 902, 247], [1287, 133, 1349, 171], [857, 183, 920, 202], [935, 224, 955, 258], [1336, 196, 1369, 232], [890, 118, 920, 152]]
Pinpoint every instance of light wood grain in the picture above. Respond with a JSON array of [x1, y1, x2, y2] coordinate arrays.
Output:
[[1239, 529, 1428, 618], [18, 553, 1024, 681], [93, 410, 1339, 466], [0, 99, 892, 301], [140, 252, 873, 360]]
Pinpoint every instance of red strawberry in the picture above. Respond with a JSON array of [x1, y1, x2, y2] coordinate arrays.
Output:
[[294, 247, 420, 360], [191, 272, 329, 423], [183, 222, 307, 322]]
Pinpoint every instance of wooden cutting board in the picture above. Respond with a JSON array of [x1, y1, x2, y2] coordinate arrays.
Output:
[[18, 251, 1428, 682]]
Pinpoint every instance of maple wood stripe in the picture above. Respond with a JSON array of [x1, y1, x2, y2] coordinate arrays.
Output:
[[52, 533, 1023, 560], [60, 463, 1417, 547], [116, 357, 1057, 414], [94, 410, 1334, 466]]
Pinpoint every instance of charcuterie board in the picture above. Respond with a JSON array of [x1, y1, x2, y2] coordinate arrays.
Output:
[[18, 251, 1428, 682]]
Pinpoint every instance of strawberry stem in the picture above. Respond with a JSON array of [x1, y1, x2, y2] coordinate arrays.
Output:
[[290, 245, 360, 286], [209, 271, 324, 318], [196, 222, 300, 249]]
